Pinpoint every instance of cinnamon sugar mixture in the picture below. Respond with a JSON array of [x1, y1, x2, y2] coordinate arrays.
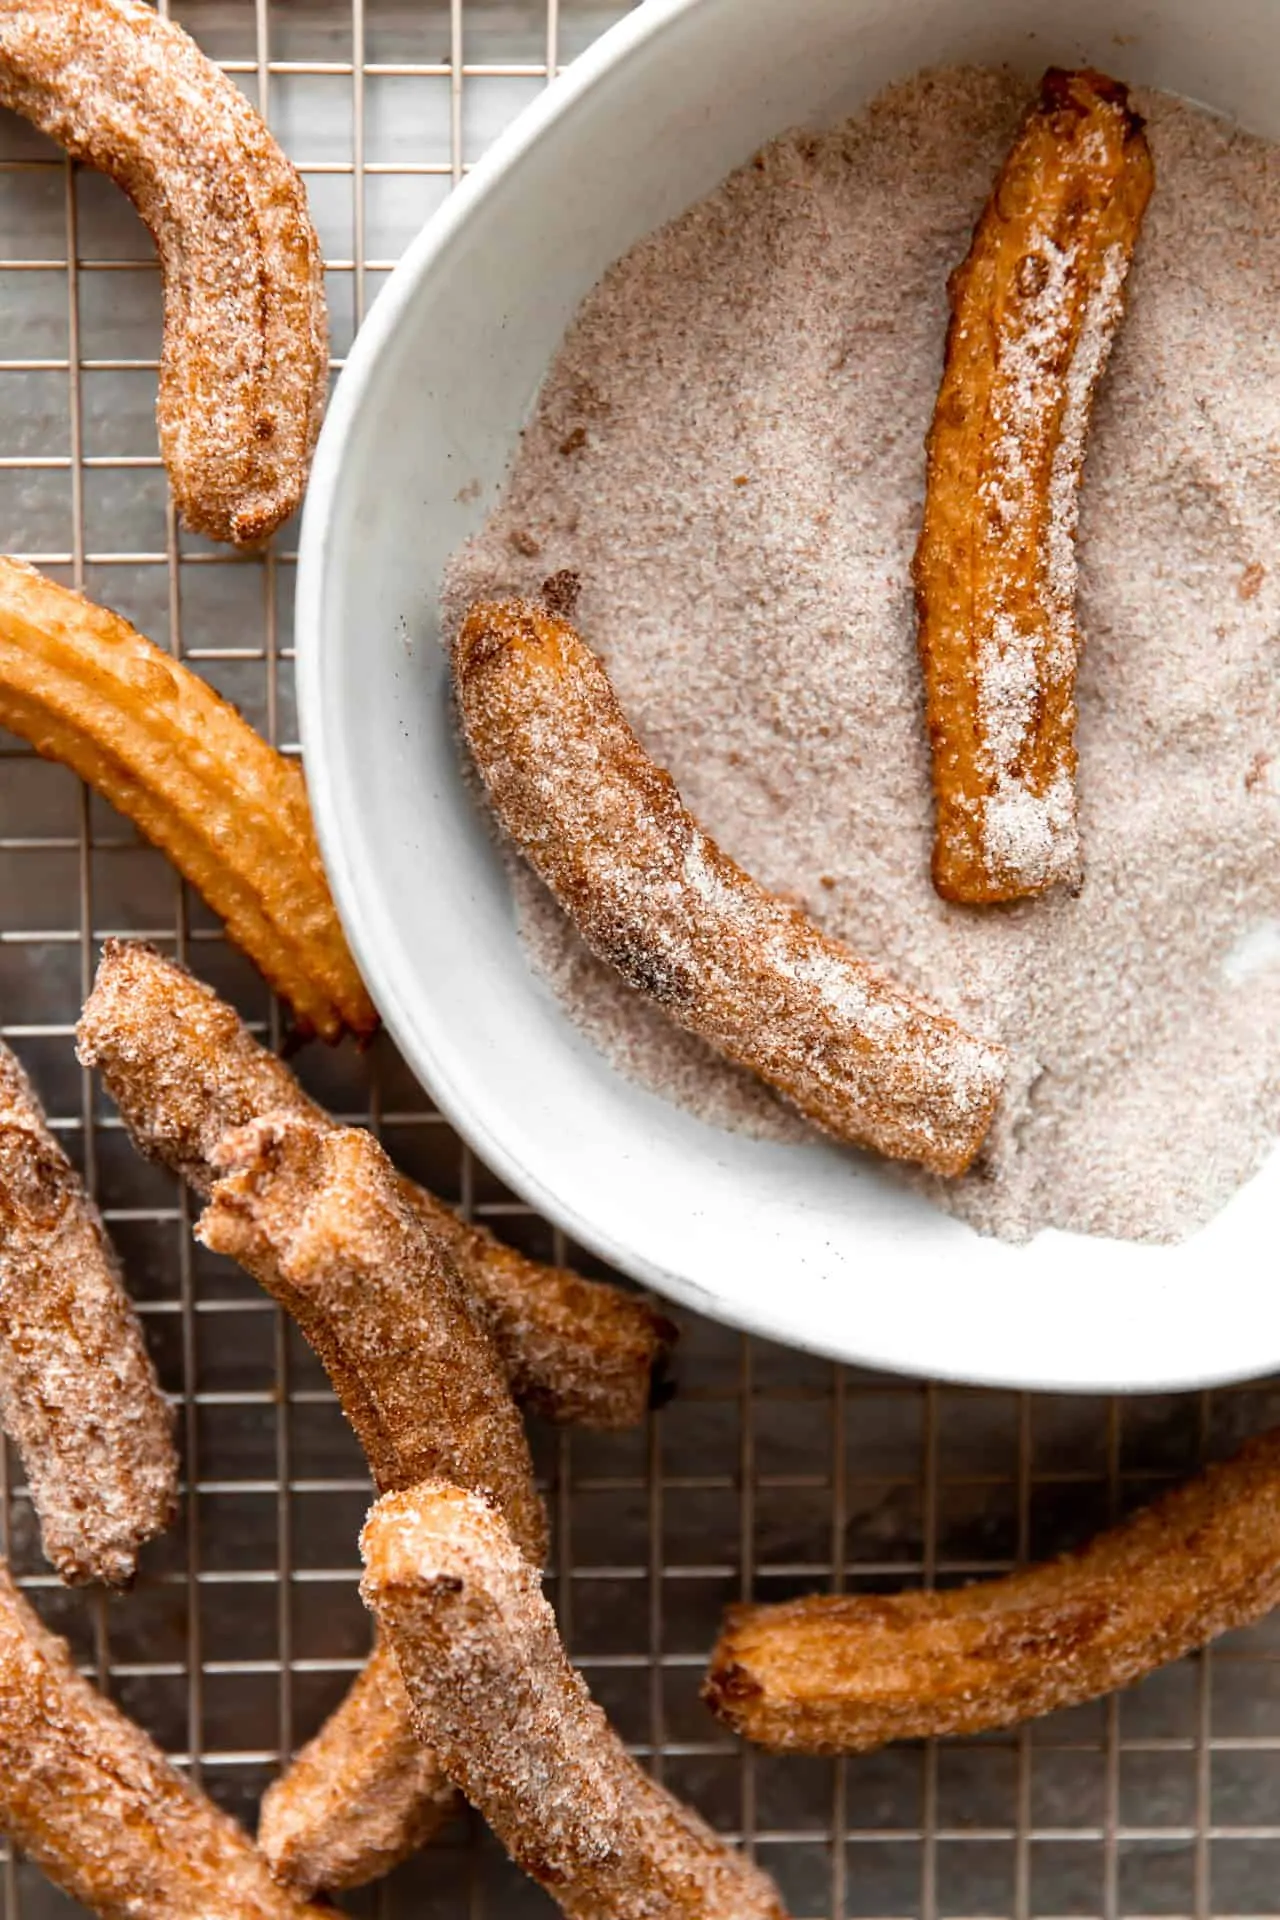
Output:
[[441, 68, 1280, 1244]]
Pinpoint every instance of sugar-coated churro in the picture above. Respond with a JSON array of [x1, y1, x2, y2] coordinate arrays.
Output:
[[362, 1482, 790, 1920], [703, 1430, 1280, 1750], [78, 939, 673, 1428], [0, 1562, 321, 1917], [0, 0, 327, 546], [256, 1641, 459, 1897], [0, 1042, 176, 1588], [198, 1114, 548, 1562], [914, 68, 1153, 903], [197, 1110, 548, 1893], [0, 563, 375, 1042], [455, 599, 1008, 1176]]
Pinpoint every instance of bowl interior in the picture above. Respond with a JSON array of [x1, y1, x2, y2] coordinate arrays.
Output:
[[298, 0, 1280, 1392]]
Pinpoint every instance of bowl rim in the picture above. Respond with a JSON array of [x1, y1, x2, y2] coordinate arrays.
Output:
[[297, 0, 1277, 1396]]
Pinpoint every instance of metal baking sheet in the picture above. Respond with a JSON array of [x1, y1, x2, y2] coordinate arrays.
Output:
[[1, 4, 1277, 1914]]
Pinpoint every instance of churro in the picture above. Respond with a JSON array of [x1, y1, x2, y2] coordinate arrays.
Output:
[[256, 1642, 459, 1896], [0, 1562, 321, 1917], [914, 68, 1153, 903], [0, 0, 326, 546], [78, 939, 673, 1428], [362, 1481, 789, 1920], [0, 1042, 176, 1588], [196, 1110, 547, 1893], [703, 1430, 1280, 1751], [198, 1114, 548, 1560], [454, 599, 1008, 1176], [0, 562, 375, 1042]]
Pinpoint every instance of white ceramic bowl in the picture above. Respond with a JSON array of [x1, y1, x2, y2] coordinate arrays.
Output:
[[297, 0, 1280, 1393]]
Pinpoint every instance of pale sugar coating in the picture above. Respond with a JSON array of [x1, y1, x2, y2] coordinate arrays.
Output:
[[0, 1041, 177, 1588], [0, 0, 327, 545], [362, 1482, 789, 1920], [443, 69, 1280, 1245]]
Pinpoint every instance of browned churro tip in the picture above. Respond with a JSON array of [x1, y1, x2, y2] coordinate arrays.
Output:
[[362, 1481, 790, 1920], [915, 68, 1153, 905], [703, 1430, 1280, 1753], [0, 1562, 323, 1917], [0, 562, 374, 1042], [0, 1041, 177, 1589], [456, 597, 1008, 1176], [0, 0, 327, 547]]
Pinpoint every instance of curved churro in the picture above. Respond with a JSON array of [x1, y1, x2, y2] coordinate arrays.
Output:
[[703, 1430, 1280, 1751], [256, 1641, 459, 1896], [0, 562, 375, 1042], [0, 1562, 320, 1918], [78, 939, 673, 1428], [0, 1042, 176, 1588], [0, 0, 327, 546], [914, 68, 1153, 903], [362, 1482, 789, 1920], [198, 1114, 548, 1561], [455, 599, 1008, 1176]]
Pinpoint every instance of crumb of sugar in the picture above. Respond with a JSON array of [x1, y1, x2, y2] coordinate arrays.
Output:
[[442, 68, 1280, 1246]]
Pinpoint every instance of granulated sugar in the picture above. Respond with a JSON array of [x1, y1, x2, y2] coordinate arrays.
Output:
[[440, 68, 1280, 1245]]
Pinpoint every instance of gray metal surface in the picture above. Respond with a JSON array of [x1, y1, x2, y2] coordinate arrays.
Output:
[[0, 4, 1277, 1914]]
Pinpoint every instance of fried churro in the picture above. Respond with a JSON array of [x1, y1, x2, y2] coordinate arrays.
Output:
[[914, 68, 1153, 903], [256, 1643, 459, 1897], [362, 1482, 789, 1920], [0, 563, 375, 1042], [0, 1562, 320, 1917], [195, 1110, 547, 1892], [703, 1430, 1280, 1751], [198, 1113, 548, 1561], [0, 1042, 176, 1588], [0, 0, 327, 546], [454, 599, 1008, 1176], [78, 939, 673, 1428]]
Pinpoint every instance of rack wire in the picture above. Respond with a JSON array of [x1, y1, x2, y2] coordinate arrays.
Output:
[[1, 4, 1279, 1915]]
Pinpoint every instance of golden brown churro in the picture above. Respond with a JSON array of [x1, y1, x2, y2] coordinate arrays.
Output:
[[255, 1643, 460, 1897], [0, 1563, 320, 1918], [703, 1430, 1280, 1751], [0, 563, 375, 1042], [0, 0, 327, 546], [197, 1114, 549, 1563], [914, 69, 1153, 903], [78, 939, 673, 1428], [0, 1042, 176, 1588], [362, 1482, 790, 1920], [196, 1110, 548, 1893], [455, 599, 1008, 1176]]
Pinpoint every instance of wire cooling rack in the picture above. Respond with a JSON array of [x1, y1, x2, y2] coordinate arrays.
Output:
[[2, 4, 1280, 1916]]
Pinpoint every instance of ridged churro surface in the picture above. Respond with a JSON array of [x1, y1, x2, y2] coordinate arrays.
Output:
[[704, 1431, 1280, 1751], [0, 1564, 320, 1917], [0, 564, 374, 1041], [78, 940, 672, 1427], [0, 0, 327, 545], [362, 1483, 789, 1920], [915, 68, 1153, 902], [0, 1042, 176, 1588], [455, 599, 1008, 1176]]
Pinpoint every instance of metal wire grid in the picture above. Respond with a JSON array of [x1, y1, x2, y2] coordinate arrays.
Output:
[[1, 3, 1279, 1915]]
